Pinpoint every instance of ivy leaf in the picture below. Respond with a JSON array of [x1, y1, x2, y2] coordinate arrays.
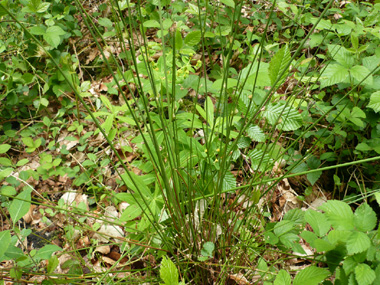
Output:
[[320, 63, 349, 88], [368, 91, 380, 113], [43, 26, 66, 48], [269, 44, 291, 89], [293, 266, 329, 285]]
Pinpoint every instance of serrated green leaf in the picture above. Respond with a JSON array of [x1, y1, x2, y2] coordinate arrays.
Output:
[[355, 263, 376, 285], [0, 144, 11, 154], [269, 44, 291, 89], [247, 125, 266, 142], [248, 148, 272, 172], [184, 30, 201, 46], [320, 64, 349, 89], [160, 256, 179, 285], [44, 26, 66, 48], [307, 171, 322, 186], [34, 245, 62, 260], [263, 104, 303, 131], [305, 210, 331, 237], [368, 91, 380, 113], [293, 266, 329, 285], [327, 44, 355, 68], [319, 200, 354, 230], [350, 65, 372, 85], [274, 269, 291, 285], [346, 231, 371, 254], [9, 188, 32, 224], [354, 203, 377, 232]]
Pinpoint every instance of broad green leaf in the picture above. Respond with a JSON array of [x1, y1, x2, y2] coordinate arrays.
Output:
[[327, 229, 350, 245], [184, 30, 201, 46], [143, 20, 160, 28], [305, 210, 331, 237], [47, 255, 59, 273], [263, 104, 303, 131], [212, 78, 238, 91], [220, 171, 236, 192], [320, 64, 349, 89], [307, 171, 322, 186], [9, 188, 32, 224], [274, 269, 291, 285], [354, 203, 377, 232], [346, 231, 371, 254], [319, 200, 354, 230], [175, 29, 183, 50], [0, 157, 12, 166], [34, 245, 62, 260], [22, 137, 34, 147], [44, 26, 66, 48], [248, 148, 272, 172], [368, 91, 380, 113], [160, 256, 179, 285], [119, 204, 142, 222], [0, 230, 11, 258], [350, 65, 372, 85], [0, 168, 13, 180], [327, 44, 355, 68], [247, 125, 266, 142], [221, 0, 235, 8], [293, 266, 329, 285], [98, 17, 113, 28], [0, 144, 11, 154], [201, 242, 214, 257], [120, 171, 152, 199], [274, 220, 294, 237], [269, 44, 291, 88], [313, 238, 335, 252], [355, 264, 376, 285]]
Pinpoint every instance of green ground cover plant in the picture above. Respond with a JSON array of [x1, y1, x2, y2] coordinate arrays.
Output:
[[1, 0, 380, 283]]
